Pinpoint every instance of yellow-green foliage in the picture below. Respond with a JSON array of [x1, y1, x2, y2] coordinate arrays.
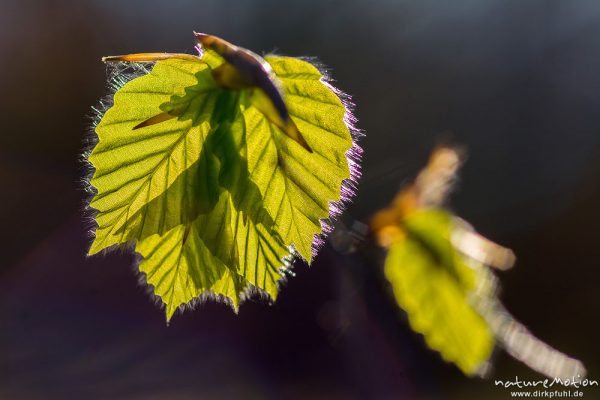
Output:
[[384, 210, 494, 375], [88, 54, 355, 320]]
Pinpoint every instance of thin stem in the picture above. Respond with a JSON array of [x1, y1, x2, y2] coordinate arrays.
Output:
[[102, 53, 202, 63]]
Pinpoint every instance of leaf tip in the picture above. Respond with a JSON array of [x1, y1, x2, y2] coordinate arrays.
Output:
[[165, 303, 179, 324], [87, 239, 105, 257]]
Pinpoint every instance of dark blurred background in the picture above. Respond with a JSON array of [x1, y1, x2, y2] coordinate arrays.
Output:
[[1, 0, 599, 398]]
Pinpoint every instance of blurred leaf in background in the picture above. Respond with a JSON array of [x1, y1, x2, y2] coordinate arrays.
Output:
[[371, 146, 585, 379]]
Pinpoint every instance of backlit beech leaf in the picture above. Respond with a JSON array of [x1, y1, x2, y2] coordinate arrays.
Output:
[[88, 59, 220, 255], [86, 34, 360, 320]]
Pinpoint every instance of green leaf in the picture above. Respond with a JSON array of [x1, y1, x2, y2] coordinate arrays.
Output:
[[384, 209, 494, 375], [136, 199, 243, 321], [244, 56, 354, 261], [88, 58, 221, 254], [87, 49, 358, 319]]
